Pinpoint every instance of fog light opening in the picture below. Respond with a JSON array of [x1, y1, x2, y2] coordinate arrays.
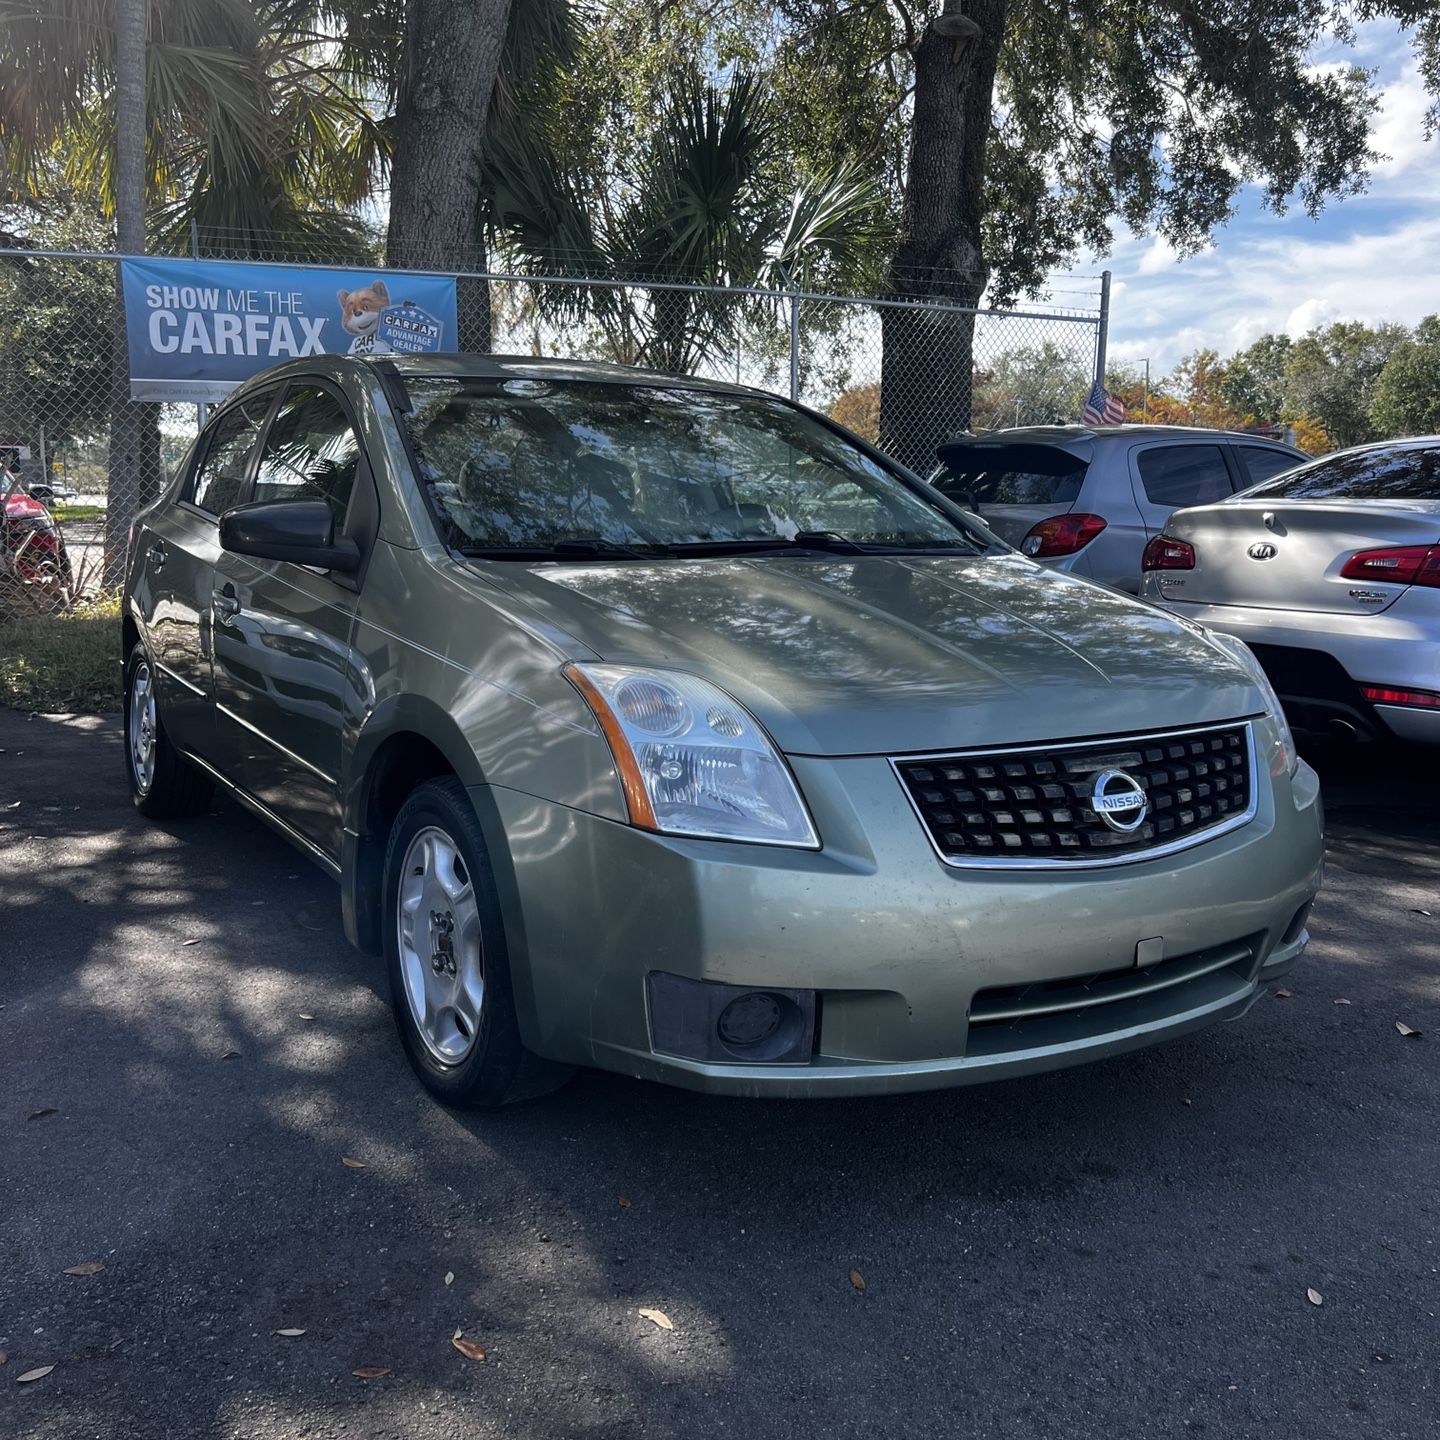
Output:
[[715, 990, 807, 1061], [646, 973, 816, 1065], [718, 992, 782, 1047]]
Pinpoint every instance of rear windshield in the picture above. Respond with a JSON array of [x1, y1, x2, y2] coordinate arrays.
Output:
[[1241, 444, 1440, 501], [932, 459, 1085, 507]]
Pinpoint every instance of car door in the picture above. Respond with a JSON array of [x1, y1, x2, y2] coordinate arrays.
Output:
[[1129, 441, 1237, 541], [210, 381, 375, 862], [140, 388, 277, 761]]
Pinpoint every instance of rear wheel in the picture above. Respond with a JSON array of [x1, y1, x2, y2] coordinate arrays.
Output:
[[382, 776, 570, 1107], [123, 642, 213, 818]]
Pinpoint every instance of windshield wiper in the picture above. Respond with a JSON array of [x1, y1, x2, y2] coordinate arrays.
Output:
[[663, 532, 977, 558], [455, 537, 661, 562]]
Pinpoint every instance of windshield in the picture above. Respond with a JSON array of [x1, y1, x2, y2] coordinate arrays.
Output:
[[1240, 443, 1440, 501], [401, 378, 979, 555]]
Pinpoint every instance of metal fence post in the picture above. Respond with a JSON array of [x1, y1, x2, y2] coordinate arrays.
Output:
[[788, 280, 800, 402], [1094, 269, 1112, 387]]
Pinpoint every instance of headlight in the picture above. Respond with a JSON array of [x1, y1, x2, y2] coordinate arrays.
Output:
[[1203, 629, 1298, 777], [565, 663, 819, 847]]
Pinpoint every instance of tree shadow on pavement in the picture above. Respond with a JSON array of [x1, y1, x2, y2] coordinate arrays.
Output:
[[1, 711, 1436, 1440]]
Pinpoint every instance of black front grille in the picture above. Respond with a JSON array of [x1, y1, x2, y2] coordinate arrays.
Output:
[[895, 724, 1253, 865]]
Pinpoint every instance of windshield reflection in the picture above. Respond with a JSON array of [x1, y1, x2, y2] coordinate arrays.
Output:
[[402, 379, 978, 556]]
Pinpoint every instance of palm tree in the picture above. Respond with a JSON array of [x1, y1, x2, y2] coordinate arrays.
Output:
[[0, 0, 389, 572], [483, 68, 887, 376]]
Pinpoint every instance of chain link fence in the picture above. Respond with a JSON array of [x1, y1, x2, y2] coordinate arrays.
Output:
[[0, 243, 1102, 639]]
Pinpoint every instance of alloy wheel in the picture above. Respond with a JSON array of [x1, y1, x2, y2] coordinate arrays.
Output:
[[128, 660, 157, 795], [396, 826, 485, 1064]]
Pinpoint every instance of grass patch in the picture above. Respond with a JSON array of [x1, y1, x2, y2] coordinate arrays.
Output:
[[0, 595, 122, 713], [51, 503, 106, 524]]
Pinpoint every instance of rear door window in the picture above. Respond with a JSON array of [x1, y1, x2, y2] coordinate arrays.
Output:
[[187, 390, 276, 516], [1135, 445, 1232, 508], [1235, 445, 1301, 487]]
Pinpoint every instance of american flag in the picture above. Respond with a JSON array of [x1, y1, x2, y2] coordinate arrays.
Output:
[[1081, 379, 1125, 426]]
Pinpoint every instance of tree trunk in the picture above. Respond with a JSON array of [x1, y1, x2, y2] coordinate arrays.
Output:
[[879, 0, 1007, 474], [387, 0, 513, 351], [105, 0, 153, 585]]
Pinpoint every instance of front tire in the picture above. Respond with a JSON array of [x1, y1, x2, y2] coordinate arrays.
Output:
[[123, 642, 213, 818], [382, 776, 569, 1108]]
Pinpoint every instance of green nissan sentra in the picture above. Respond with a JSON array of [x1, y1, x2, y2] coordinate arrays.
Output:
[[122, 355, 1323, 1105]]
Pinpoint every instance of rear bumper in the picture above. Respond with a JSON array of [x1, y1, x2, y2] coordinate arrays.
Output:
[[477, 743, 1324, 1097], [1152, 597, 1440, 745]]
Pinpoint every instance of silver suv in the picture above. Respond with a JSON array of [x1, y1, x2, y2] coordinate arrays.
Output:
[[931, 425, 1307, 592]]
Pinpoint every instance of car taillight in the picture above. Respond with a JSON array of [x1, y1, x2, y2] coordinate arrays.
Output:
[[1339, 545, 1440, 587], [1141, 535, 1196, 571], [1021, 512, 1106, 557], [1360, 685, 1440, 710]]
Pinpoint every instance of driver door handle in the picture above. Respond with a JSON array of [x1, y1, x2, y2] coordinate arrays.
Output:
[[150, 539, 168, 572], [212, 587, 240, 625]]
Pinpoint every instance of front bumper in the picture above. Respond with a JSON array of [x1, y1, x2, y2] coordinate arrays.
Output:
[[477, 735, 1323, 1097]]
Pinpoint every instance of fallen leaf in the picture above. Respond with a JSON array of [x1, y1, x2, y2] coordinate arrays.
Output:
[[181, 938, 201, 947], [273, 1328, 306, 1338], [452, 1327, 462, 1341], [352, 1366, 391, 1379], [27, 1108, 57, 1121], [638, 1308, 673, 1331], [220, 1050, 241, 1061], [0, 1349, 7, 1364], [1396, 1021, 1422, 1038], [298, 1013, 316, 1022], [342, 1157, 365, 1169], [849, 1269, 866, 1292], [62, 1262, 104, 1276], [1306, 1288, 1323, 1306], [1181, 1098, 1193, 1106], [617, 1196, 631, 1208], [4, 801, 20, 810], [1273, 988, 1292, 999], [444, 1271, 454, 1287], [451, 1336, 487, 1362], [1411, 908, 1432, 917], [16, 1365, 53, 1383], [1333, 998, 1351, 1006]]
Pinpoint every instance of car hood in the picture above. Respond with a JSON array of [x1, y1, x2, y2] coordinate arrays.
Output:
[[481, 553, 1262, 756]]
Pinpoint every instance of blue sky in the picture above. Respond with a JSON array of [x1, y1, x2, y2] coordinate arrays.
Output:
[[1064, 20, 1439, 376]]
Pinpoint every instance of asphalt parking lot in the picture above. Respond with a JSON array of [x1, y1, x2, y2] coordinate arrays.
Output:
[[1, 710, 1436, 1440]]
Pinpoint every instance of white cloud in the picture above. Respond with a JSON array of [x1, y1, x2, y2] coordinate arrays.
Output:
[[1372, 63, 1437, 177], [1136, 235, 1181, 276], [1284, 297, 1344, 336]]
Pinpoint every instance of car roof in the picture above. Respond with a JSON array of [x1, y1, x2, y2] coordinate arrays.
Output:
[[940, 422, 1302, 456], [223, 351, 762, 405]]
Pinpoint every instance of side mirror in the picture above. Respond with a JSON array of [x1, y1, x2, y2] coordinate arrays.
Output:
[[219, 499, 360, 573]]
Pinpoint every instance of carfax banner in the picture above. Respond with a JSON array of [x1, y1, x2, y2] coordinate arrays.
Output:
[[120, 257, 459, 402]]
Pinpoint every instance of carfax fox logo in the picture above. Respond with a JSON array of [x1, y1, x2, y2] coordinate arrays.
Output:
[[338, 280, 394, 355]]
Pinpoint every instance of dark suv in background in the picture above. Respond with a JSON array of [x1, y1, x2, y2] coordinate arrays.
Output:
[[931, 425, 1307, 592]]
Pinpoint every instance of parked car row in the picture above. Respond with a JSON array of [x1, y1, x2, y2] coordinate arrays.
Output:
[[121, 354, 1322, 1110], [929, 424, 1306, 592], [931, 419, 1438, 751]]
